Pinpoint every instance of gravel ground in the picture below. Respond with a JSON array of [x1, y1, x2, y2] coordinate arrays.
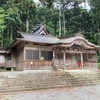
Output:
[[1, 85, 100, 100]]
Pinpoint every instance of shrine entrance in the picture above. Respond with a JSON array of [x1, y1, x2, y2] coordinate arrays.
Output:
[[54, 48, 83, 70], [65, 52, 82, 70]]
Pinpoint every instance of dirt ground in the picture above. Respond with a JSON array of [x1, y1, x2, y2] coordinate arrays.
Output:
[[1, 85, 100, 100]]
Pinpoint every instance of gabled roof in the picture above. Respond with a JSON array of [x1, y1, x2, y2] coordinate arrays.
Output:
[[10, 25, 100, 50], [59, 35, 95, 48], [17, 32, 59, 44], [32, 24, 49, 35]]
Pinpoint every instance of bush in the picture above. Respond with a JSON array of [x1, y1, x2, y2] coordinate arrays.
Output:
[[98, 62, 100, 69], [98, 55, 100, 62]]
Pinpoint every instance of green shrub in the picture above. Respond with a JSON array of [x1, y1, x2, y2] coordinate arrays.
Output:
[[98, 62, 100, 69], [98, 55, 100, 62]]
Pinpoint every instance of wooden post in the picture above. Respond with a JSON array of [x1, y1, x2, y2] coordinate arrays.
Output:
[[80, 52, 83, 70], [53, 50, 55, 59], [63, 51, 66, 70], [11, 53, 14, 71], [23, 46, 25, 71]]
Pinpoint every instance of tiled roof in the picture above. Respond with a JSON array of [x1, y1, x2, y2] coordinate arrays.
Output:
[[17, 33, 59, 44], [12, 25, 99, 49], [59, 35, 95, 46], [17, 32, 95, 48]]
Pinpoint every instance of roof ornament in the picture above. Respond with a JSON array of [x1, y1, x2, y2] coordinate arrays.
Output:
[[75, 32, 84, 37], [31, 20, 49, 35], [31, 19, 46, 33], [31, 24, 41, 33]]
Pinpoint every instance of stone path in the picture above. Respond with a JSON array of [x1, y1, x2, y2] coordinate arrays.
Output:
[[1, 85, 100, 100]]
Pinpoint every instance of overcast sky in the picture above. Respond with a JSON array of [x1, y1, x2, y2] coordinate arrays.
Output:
[[33, 0, 40, 3], [33, 0, 90, 10]]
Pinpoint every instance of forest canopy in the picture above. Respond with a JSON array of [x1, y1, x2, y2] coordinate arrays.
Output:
[[0, 0, 100, 47]]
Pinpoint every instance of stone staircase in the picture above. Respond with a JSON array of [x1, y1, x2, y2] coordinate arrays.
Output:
[[0, 70, 100, 92], [67, 71, 100, 86]]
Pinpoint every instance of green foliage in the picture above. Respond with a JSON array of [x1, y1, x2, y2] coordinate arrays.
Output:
[[0, 0, 99, 47], [39, 0, 55, 8], [98, 54, 100, 62], [98, 62, 100, 69]]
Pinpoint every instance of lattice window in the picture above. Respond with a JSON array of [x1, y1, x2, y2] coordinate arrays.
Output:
[[41, 51, 47, 60], [7, 53, 12, 60], [83, 53, 88, 61], [26, 50, 53, 61], [33, 51, 39, 60], [48, 51, 53, 60], [41, 51, 53, 60], [88, 54, 96, 61], [26, 50, 32, 60]]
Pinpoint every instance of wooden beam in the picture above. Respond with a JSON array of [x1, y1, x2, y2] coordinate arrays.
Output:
[[80, 52, 83, 70], [53, 50, 55, 59], [63, 51, 66, 70]]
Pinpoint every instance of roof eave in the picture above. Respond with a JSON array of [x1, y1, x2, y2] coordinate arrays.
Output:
[[16, 38, 56, 44], [94, 46, 100, 50]]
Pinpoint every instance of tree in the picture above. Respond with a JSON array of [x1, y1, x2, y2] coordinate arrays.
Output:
[[0, 7, 6, 46], [0, 0, 36, 46], [90, 0, 100, 45], [39, 0, 55, 8], [0, 0, 99, 47], [8, 0, 36, 32]]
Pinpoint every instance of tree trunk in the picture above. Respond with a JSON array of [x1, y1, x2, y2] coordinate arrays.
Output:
[[59, 4, 62, 37], [63, 6, 65, 36], [10, 28, 13, 42], [97, 20, 100, 45], [26, 11, 29, 32], [26, 19, 29, 32], [1, 29, 3, 47]]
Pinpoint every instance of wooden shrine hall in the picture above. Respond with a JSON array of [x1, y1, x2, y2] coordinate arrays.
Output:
[[5, 24, 100, 70]]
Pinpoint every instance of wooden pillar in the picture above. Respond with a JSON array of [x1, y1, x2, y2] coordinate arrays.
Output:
[[53, 50, 55, 59], [80, 52, 83, 70], [23, 46, 25, 70], [11, 53, 14, 71], [63, 51, 66, 70]]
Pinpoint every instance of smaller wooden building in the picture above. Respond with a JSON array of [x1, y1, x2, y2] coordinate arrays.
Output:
[[0, 48, 7, 68], [5, 24, 100, 70]]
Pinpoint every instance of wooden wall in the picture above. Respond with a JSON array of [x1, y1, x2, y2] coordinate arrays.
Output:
[[54, 49, 98, 70], [5, 42, 25, 69], [16, 61, 24, 70], [5, 52, 16, 68], [23, 43, 53, 70], [5, 41, 98, 70], [16, 42, 24, 70], [0, 54, 5, 67], [83, 52, 98, 70], [15, 42, 53, 70], [24, 61, 52, 70]]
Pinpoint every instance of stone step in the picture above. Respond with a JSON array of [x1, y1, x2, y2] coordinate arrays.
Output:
[[1, 77, 100, 85], [1, 79, 100, 89], [0, 71, 100, 92], [0, 81, 100, 92], [0, 84, 72, 92]]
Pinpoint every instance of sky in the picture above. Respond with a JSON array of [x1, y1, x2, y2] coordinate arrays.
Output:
[[33, 0, 90, 10], [80, 2, 90, 10], [33, 0, 40, 3]]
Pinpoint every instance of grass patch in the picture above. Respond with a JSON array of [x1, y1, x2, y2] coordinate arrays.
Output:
[[98, 62, 100, 69]]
